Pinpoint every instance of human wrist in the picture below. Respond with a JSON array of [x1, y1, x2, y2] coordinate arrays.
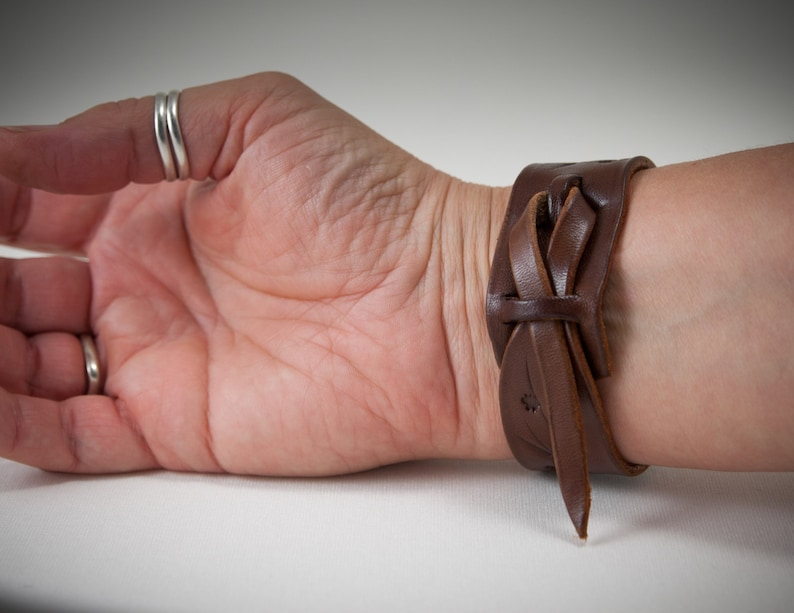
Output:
[[432, 174, 512, 461]]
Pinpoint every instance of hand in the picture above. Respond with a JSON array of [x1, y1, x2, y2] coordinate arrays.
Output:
[[0, 73, 508, 475]]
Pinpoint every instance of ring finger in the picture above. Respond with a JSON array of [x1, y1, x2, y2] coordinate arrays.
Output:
[[0, 326, 88, 399]]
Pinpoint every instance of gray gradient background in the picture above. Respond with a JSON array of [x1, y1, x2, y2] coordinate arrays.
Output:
[[1, 1, 793, 612]]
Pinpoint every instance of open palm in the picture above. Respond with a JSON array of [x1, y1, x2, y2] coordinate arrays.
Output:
[[0, 73, 477, 475]]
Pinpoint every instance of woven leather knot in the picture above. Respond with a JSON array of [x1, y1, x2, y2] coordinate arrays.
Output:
[[504, 184, 598, 537], [486, 159, 652, 539]]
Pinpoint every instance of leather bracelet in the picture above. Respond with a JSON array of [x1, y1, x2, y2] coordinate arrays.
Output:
[[486, 157, 653, 539]]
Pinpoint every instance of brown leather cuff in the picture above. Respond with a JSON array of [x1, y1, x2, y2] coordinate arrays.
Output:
[[486, 158, 653, 539]]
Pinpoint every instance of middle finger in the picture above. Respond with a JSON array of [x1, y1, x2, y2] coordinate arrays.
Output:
[[0, 256, 91, 334]]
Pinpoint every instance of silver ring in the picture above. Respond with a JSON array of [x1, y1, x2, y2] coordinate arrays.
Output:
[[154, 92, 177, 181], [80, 334, 102, 395], [166, 90, 190, 180]]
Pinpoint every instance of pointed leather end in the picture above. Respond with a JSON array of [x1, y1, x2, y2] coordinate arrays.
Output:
[[562, 484, 591, 540], [574, 510, 589, 541]]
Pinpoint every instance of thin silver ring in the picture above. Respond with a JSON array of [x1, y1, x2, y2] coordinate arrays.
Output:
[[154, 92, 177, 181], [166, 90, 190, 180], [80, 334, 102, 395]]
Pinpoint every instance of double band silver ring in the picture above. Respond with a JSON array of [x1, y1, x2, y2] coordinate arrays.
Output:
[[154, 90, 190, 181], [80, 334, 102, 395]]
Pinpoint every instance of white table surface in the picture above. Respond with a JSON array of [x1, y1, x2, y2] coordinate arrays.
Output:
[[1, 2, 793, 612]]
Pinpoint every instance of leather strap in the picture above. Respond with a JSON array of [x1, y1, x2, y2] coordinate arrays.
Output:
[[486, 158, 653, 539]]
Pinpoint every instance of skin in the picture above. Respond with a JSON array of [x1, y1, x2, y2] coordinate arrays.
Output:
[[0, 72, 791, 476], [600, 147, 794, 470]]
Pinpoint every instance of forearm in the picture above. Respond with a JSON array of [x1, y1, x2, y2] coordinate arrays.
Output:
[[600, 143, 794, 470], [450, 144, 794, 471]]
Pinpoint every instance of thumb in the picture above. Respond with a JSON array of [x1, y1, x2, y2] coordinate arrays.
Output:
[[0, 72, 306, 194]]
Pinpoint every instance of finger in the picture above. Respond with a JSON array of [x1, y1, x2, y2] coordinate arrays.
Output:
[[0, 389, 158, 473], [0, 327, 86, 400], [0, 72, 312, 194], [0, 257, 91, 334], [0, 176, 109, 252]]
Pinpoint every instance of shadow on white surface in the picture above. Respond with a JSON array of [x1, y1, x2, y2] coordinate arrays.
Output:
[[3, 457, 793, 556], [590, 468, 794, 558], [2, 457, 794, 611]]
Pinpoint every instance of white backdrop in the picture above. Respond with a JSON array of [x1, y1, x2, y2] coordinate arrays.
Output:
[[1, 1, 793, 612]]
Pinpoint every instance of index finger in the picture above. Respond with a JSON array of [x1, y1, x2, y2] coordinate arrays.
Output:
[[0, 72, 308, 195]]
